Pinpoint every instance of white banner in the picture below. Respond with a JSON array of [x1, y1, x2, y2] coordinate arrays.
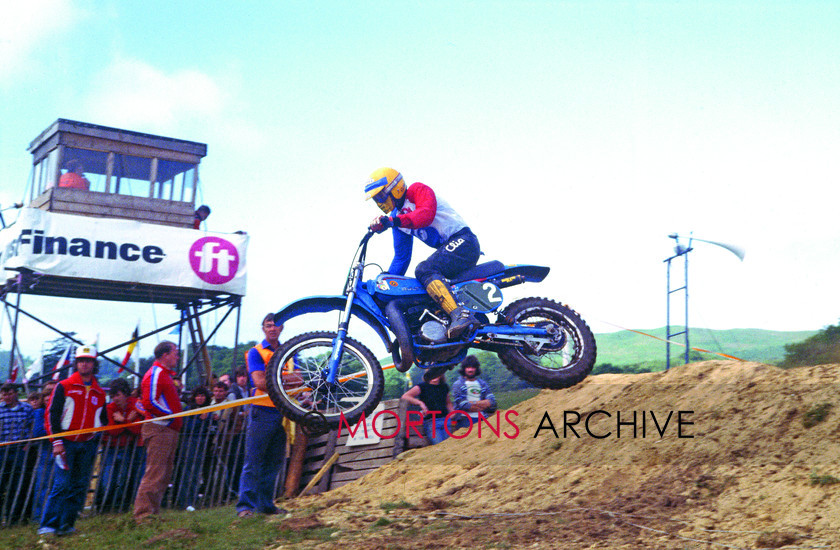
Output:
[[0, 208, 248, 296]]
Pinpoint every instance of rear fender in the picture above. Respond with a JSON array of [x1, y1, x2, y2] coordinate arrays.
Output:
[[272, 296, 393, 352]]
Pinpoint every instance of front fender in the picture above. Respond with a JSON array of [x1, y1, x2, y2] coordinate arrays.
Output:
[[273, 296, 393, 352]]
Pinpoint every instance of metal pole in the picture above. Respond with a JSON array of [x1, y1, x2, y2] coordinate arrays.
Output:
[[4, 303, 28, 384], [9, 275, 22, 375], [664, 237, 691, 370], [232, 297, 241, 374], [665, 258, 672, 371], [683, 250, 690, 365]]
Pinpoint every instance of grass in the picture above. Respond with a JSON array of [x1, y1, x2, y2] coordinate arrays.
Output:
[[379, 500, 416, 511], [495, 388, 541, 410], [803, 403, 832, 428], [593, 327, 816, 367], [0, 505, 333, 550], [371, 517, 392, 528], [809, 471, 840, 486]]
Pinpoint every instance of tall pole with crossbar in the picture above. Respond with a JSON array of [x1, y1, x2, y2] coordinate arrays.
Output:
[[664, 233, 745, 370], [665, 235, 692, 370]]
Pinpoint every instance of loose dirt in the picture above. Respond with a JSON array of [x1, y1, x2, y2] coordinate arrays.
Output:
[[272, 361, 840, 549]]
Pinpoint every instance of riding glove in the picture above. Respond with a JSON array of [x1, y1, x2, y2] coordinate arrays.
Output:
[[370, 215, 400, 233]]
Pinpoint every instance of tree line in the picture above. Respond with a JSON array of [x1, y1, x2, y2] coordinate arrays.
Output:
[[13, 320, 838, 391], [779, 322, 840, 368]]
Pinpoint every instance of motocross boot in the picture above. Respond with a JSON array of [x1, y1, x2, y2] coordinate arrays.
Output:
[[447, 305, 481, 340], [425, 278, 480, 340]]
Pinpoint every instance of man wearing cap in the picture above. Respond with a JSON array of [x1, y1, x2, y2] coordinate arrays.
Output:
[[38, 344, 107, 537], [133, 341, 182, 523]]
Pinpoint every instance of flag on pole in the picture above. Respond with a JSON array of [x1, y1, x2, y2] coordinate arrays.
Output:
[[8, 359, 19, 383], [119, 325, 140, 373], [52, 345, 72, 380], [25, 355, 42, 383]]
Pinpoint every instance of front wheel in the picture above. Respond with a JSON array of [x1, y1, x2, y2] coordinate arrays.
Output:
[[265, 331, 384, 429], [498, 297, 596, 389]]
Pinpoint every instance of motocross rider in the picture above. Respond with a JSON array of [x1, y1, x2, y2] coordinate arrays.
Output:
[[365, 167, 481, 340]]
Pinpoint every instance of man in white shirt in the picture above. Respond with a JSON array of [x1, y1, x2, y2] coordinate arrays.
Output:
[[451, 356, 497, 425]]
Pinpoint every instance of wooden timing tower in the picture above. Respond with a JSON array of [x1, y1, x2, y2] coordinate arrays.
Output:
[[0, 119, 247, 386]]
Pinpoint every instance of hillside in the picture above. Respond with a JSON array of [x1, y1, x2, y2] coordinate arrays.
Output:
[[594, 327, 815, 368], [380, 328, 815, 401], [281, 360, 840, 549]]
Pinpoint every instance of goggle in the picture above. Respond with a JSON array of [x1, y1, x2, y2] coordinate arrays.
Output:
[[370, 173, 403, 204]]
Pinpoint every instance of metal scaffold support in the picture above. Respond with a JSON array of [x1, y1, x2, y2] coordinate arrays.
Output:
[[665, 236, 692, 370], [664, 233, 745, 370], [0, 119, 248, 387]]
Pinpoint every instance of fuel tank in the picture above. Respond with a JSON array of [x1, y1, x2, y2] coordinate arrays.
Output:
[[367, 274, 426, 298]]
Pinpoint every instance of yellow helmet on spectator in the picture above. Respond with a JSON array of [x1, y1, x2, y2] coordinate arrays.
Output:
[[364, 167, 406, 213]]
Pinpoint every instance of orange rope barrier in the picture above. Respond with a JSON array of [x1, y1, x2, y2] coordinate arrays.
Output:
[[1, 363, 400, 448], [595, 320, 746, 362]]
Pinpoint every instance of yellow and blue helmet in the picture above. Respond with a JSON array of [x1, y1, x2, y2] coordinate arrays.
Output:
[[364, 167, 406, 213]]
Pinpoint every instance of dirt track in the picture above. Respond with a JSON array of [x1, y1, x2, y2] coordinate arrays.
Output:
[[274, 361, 840, 549]]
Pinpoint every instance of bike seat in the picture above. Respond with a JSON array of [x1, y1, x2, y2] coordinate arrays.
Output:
[[450, 261, 505, 284]]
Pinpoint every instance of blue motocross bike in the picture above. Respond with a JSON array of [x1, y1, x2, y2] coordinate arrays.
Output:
[[266, 230, 596, 428]]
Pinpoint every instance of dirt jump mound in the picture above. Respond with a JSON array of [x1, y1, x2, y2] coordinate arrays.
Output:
[[288, 361, 840, 549]]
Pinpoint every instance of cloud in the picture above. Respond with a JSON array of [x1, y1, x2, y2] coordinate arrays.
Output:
[[83, 57, 225, 133], [0, 0, 81, 82]]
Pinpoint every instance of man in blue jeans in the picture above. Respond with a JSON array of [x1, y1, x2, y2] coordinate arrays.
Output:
[[236, 314, 288, 518], [39, 345, 107, 537]]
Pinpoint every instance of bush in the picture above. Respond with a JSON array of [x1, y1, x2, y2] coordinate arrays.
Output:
[[803, 403, 832, 428], [780, 323, 840, 368]]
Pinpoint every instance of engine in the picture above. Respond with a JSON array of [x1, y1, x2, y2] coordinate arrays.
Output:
[[404, 303, 447, 343], [403, 302, 462, 363]]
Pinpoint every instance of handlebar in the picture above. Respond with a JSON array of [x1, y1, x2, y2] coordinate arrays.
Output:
[[359, 230, 375, 246]]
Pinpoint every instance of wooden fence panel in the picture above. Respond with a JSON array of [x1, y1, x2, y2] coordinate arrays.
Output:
[[288, 399, 432, 494]]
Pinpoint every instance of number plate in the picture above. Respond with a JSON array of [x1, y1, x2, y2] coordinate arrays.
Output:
[[454, 281, 504, 313]]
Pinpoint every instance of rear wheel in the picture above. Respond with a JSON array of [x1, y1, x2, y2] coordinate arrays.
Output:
[[265, 331, 384, 429], [498, 298, 596, 389]]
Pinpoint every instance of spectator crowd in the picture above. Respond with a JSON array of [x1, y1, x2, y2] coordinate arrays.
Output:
[[0, 355, 255, 530], [0, 326, 497, 534]]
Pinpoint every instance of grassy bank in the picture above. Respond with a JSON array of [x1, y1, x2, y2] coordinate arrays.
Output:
[[0, 505, 331, 550]]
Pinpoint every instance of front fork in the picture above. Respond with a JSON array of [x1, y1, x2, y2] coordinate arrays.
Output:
[[326, 329, 347, 384], [325, 276, 360, 384]]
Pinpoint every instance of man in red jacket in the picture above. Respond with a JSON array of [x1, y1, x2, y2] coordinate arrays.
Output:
[[38, 344, 107, 537], [133, 341, 182, 523]]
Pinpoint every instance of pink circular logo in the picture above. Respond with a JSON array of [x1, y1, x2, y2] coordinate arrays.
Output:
[[189, 237, 240, 284]]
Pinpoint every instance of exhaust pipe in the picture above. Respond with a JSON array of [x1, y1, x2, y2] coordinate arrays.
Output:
[[385, 300, 415, 372]]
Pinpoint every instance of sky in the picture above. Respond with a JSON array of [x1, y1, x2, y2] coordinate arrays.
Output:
[[1, 0, 839, 369]]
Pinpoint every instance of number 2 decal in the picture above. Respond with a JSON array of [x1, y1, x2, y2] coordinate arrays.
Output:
[[483, 283, 503, 303]]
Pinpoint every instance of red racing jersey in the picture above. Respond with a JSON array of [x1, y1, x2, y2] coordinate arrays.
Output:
[[387, 181, 469, 275]]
